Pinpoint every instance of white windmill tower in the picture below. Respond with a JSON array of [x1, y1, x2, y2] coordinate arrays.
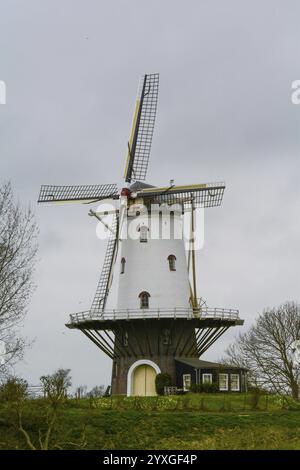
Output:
[[38, 73, 243, 396]]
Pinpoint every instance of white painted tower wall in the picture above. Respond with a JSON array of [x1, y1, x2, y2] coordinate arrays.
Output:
[[106, 207, 191, 311]]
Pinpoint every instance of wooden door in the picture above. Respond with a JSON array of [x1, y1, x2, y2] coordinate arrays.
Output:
[[132, 364, 157, 396]]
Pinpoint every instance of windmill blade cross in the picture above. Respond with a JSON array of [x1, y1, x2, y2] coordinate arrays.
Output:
[[124, 73, 159, 183], [38, 183, 119, 204]]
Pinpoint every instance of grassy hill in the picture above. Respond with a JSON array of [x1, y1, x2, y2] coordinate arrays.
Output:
[[0, 393, 300, 450]]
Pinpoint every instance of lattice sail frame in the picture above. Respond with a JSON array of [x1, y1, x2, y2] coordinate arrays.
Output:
[[38, 184, 119, 203], [91, 213, 119, 312], [137, 182, 225, 209], [124, 73, 159, 183]]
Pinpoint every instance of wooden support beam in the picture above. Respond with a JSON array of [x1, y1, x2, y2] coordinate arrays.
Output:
[[93, 330, 117, 358], [81, 329, 114, 359], [179, 329, 197, 357], [103, 329, 126, 358], [199, 327, 229, 356], [196, 327, 221, 356], [185, 327, 209, 356]]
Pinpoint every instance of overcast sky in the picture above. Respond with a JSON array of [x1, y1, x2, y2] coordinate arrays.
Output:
[[1, 0, 300, 390]]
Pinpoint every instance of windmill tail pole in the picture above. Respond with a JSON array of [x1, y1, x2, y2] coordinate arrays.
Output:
[[191, 198, 199, 312]]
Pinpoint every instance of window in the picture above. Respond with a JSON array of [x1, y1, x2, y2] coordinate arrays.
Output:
[[219, 373, 229, 391], [139, 291, 150, 309], [183, 374, 191, 391], [202, 373, 212, 384], [120, 257, 126, 274], [123, 331, 128, 347], [170, 211, 175, 238], [139, 225, 148, 243], [230, 374, 240, 391], [162, 329, 171, 345], [168, 254, 176, 271]]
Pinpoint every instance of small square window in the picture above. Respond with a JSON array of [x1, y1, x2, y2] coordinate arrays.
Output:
[[219, 373, 229, 391], [123, 331, 128, 347], [202, 373, 212, 384], [121, 258, 126, 274], [139, 291, 150, 309], [183, 374, 191, 391], [162, 329, 171, 345], [230, 374, 240, 391], [168, 255, 176, 271]]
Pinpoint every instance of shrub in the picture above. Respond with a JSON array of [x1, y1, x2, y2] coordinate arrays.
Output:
[[282, 396, 300, 411], [201, 382, 219, 393], [190, 382, 219, 393], [0, 377, 28, 403], [155, 373, 171, 395], [190, 384, 202, 393]]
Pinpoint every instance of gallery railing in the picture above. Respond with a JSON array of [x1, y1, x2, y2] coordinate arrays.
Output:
[[68, 307, 240, 324]]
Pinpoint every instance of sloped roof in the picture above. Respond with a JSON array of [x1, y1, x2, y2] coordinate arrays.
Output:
[[175, 357, 248, 370]]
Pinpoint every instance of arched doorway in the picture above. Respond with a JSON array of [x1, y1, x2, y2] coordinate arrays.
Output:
[[127, 359, 161, 396], [133, 364, 156, 396]]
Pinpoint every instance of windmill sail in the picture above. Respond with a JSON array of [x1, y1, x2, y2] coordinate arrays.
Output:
[[91, 213, 119, 312], [124, 73, 159, 183], [137, 182, 226, 209], [38, 183, 119, 204]]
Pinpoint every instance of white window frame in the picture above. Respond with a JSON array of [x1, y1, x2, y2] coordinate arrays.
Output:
[[230, 373, 240, 391], [202, 373, 212, 384], [219, 373, 229, 391], [183, 374, 191, 391]]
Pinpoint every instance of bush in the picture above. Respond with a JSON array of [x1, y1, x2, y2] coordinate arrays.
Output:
[[0, 377, 28, 403], [202, 382, 219, 393], [155, 373, 172, 395], [190, 382, 219, 393], [282, 396, 300, 411], [91, 396, 179, 411], [189, 384, 201, 393]]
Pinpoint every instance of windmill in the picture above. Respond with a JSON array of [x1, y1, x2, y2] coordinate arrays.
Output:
[[38, 74, 243, 396]]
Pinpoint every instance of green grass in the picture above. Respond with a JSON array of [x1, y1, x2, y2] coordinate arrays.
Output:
[[0, 393, 300, 450]]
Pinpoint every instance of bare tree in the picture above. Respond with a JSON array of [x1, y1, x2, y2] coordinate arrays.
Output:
[[223, 302, 300, 399], [40, 368, 72, 406], [0, 182, 38, 374]]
